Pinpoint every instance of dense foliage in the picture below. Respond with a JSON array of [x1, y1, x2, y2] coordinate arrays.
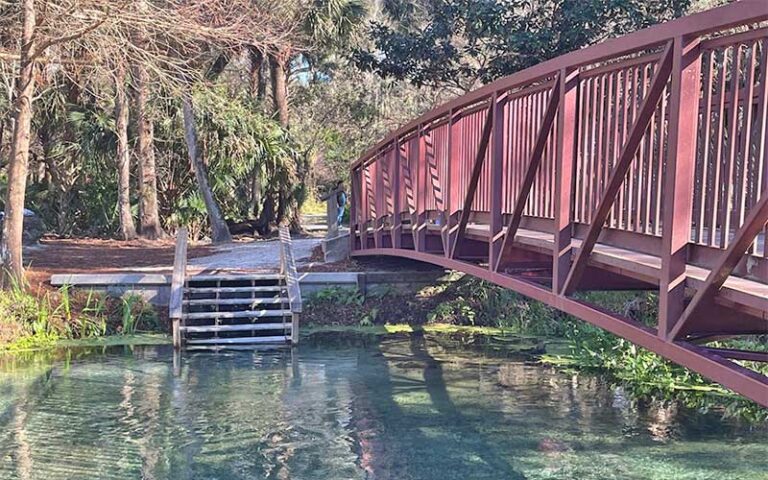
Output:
[[357, 0, 691, 92]]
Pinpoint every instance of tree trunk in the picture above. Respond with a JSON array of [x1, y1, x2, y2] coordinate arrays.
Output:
[[248, 169, 261, 218], [269, 51, 305, 233], [255, 190, 275, 236], [249, 46, 266, 103], [115, 63, 137, 240], [1, 0, 36, 286], [181, 96, 232, 244], [133, 62, 165, 240], [269, 52, 289, 127]]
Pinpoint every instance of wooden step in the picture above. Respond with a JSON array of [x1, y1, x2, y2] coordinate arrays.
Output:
[[186, 273, 283, 282], [183, 297, 287, 306], [181, 323, 289, 333], [184, 286, 285, 294], [186, 336, 290, 345], [185, 344, 288, 351], [182, 310, 288, 320]]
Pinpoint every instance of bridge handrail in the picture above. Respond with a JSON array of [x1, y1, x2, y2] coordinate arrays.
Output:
[[352, 1, 768, 169], [351, 0, 768, 271], [279, 226, 303, 314], [170, 227, 188, 349]]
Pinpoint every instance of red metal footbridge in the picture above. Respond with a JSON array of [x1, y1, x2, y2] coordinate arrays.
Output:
[[349, 1, 768, 407]]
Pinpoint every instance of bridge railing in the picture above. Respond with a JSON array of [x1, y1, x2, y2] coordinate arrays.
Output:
[[351, 1, 768, 289]]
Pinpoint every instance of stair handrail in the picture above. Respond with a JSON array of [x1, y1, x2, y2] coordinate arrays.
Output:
[[170, 227, 189, 349], [279, 225, 302, 344]]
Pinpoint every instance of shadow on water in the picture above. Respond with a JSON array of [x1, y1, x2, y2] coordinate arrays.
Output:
[[1, 341, 766, 480], [349, 333, 527, 480]]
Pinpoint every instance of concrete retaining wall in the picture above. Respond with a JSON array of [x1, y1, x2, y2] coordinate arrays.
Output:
[[50, 270, 448, 306]]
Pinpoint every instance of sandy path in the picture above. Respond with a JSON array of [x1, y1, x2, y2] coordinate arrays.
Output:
[[187, 237, 322, 272]]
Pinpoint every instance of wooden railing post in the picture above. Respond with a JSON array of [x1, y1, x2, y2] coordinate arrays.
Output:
[[279, 226, 303, 345], [169, 227, 188, 350], [553, 69, 579, 293], [489, 93, 505, 269], [659, 36, 702, 339]]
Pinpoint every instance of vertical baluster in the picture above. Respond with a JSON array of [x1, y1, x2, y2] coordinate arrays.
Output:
[[721, 45, 743, 249], [586, 75, 598, 224], [638, 63, 652, 234], [654, 85, 668, 236], [644, 63, 658, 235], [595, 74, 607, 225], [609, 71, 621, 227], [738, 42, 758, 242], [697, 51, 715, 244], [710, 48, 728, 246], [755, 40, 768, 259], [632, 65, 647, 232]]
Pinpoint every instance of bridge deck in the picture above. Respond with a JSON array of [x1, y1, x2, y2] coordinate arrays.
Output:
[[350, 1, 768, 407], [443, 223, 768, 315]]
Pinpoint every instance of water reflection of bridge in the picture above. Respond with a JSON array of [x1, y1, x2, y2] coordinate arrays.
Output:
[[350, 2, 768, 406]]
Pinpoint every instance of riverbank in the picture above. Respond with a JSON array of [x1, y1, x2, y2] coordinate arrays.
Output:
[[2, 274, 766, 422]]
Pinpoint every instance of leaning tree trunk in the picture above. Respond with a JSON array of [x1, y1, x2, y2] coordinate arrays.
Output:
[[133, 62, 165, 240], [115, 63, 137, 240], [181, 97, 232, 244], [1, 0, 36, 287]]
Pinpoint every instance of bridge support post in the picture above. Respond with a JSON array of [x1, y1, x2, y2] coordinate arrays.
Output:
[[374, 154, 386, 248], [392, 139, 402, 249], [659, 36, 702, 339], [489, 93, 505, 269], [553, 69, 579, 293], [360, 166, 370, 249], [415, 125, 428, 252], [349, 169, 360, 252], [445, 111, 460, 257]]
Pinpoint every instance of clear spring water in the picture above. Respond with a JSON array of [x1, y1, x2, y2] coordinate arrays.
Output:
[[0, 336, 766, 480]]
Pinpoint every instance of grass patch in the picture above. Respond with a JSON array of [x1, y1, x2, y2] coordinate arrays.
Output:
[[0, 282, 166, 353]]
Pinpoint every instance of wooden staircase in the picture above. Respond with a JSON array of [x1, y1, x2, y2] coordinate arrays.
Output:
[[181, 273, 293, 346], [169, 227, 302, 348]]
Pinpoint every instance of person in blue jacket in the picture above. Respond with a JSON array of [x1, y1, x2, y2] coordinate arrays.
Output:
[[335, 181, 347, 227]]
